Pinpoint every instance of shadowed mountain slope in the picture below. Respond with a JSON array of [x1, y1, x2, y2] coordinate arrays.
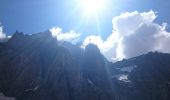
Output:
[[0, 31, 170, 100], [0, 31, 115, 100]]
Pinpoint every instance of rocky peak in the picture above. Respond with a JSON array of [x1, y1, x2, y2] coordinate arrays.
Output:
[[14, 30, 24, 36], [9, 30, 24, 41], [31, 30, 52, 39], [0, 31, 83, 100], [84, 44, 100, 56], [82, 44, 114, 100]]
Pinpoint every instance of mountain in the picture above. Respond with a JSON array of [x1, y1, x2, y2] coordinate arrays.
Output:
[[0, 31, 170, 100], [111, 52, 170, 100], [0, 31, 114, 100]]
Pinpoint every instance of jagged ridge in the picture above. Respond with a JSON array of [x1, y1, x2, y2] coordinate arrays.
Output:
[[0, 31, 114, 100]]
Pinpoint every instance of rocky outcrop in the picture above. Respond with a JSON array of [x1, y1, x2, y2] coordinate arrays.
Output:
[[81, 44, 114, 100], [111, 52, 170, 100], [1, 30, 170, 100], [0, 30, 82, 100], [0, 31, 115, 100]]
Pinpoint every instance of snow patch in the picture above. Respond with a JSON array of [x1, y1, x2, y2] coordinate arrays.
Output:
[[87, 79, 95, 86], [113, 74, 131, 82], [25, 85, 39, 92], [117, 65, 137, 72]]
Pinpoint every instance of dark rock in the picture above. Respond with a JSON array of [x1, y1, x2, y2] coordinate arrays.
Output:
[[0, 31, 115, 100], [0, 93, 16, 100], [81, 44, 114, 100], [3, 30, 170, 100], [111, 52, 170, 100]]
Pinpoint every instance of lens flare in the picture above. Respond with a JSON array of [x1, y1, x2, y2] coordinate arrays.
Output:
[[80, 0, 106, 15]]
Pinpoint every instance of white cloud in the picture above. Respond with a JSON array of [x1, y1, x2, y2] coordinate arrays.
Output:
[[50, 27, 81, 42], [116, 23, 160, 59], [83, 10, 170, 61], [114, 10, 170, 59], [112, 10, 156, 36], [0, 24, 7, 42], [83, 35, 117, 61]]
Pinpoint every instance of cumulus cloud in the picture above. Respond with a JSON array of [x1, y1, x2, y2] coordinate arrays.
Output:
[[0, 24, 7, 42], [50, 27, 81, 42], [116, 23, 160, 58], [83, 10, 170, 61], [115, 10, 170, 59]]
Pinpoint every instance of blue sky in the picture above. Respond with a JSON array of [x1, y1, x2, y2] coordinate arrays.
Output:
[[1, 0, 170, 61], [0, 0, 170, 37]]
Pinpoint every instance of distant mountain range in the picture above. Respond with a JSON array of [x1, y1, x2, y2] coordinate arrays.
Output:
[[0, 31, 170, 100]]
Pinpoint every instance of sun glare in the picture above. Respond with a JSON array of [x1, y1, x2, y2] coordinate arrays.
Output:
[[80, 0, 106, 15]]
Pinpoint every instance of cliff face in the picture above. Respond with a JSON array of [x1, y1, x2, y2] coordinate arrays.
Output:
[[81, 44, 114, 99], [1, 30, 170, 100], [0, 31, 115, 100], [111, 52, 170, 100]]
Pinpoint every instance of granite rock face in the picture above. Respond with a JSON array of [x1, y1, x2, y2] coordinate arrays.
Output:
[[111, 52, 170, 100], [1, 30, 170, 100], [81, 44, 114, 100], [0, 31, 115, 100]]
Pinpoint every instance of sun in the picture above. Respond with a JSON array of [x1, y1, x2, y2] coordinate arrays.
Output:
[[80, 0, 106, 15]]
